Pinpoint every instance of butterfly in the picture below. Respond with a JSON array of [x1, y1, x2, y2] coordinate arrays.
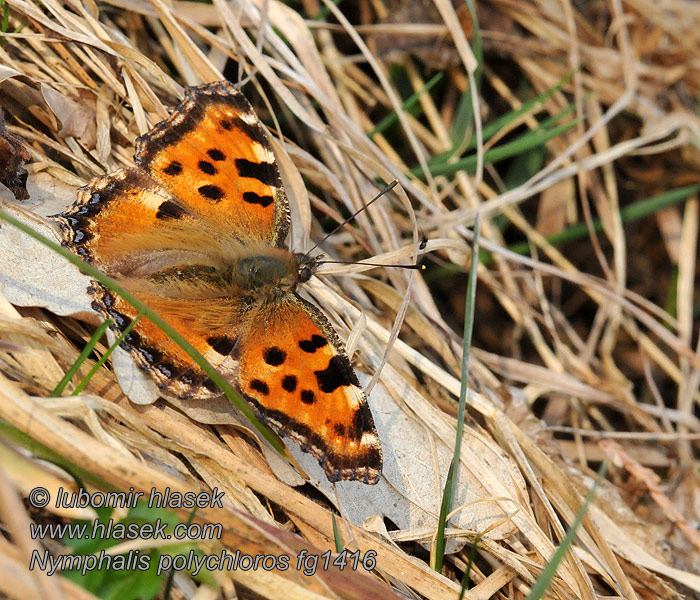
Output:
[[0, 108, 30, 201], [53, 81, 382, 484]]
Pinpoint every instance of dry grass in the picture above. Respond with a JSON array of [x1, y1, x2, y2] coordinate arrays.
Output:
[[0, 0, 699, 599]]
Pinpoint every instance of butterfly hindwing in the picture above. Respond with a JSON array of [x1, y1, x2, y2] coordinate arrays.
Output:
[[236, 293, 382, 484], [88, 286, 242, 399]]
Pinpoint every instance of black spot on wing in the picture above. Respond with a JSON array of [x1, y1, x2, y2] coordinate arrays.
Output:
[[156, 200, 186, 220], [208, 148, 226, 161], [198, 184, 224, 202], [220, 119, 233, 130], [243, 192, 274, 207], [207, 335, 237, 356], [351, 403, 374, 439], [299, 334, 327, 353], [314, 355, 359, 393], [235, 159, 277, 187], [250, 379, 269, 395], [333, 423, 346, 436], [230, 117, 271, 151], [163, 161, 182, 176], [281, 375, 297, 392], [198, 160, 217, 175], [300, 390, 315, 404], [263, 347, 286, 366]]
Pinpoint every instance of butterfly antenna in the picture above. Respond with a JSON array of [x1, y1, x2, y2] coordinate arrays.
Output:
[[305, 179, 398, 257], [317, 259, 425, 271]]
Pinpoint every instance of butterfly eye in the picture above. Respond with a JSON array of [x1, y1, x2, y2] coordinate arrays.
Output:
[[298, 265, 313, 283]]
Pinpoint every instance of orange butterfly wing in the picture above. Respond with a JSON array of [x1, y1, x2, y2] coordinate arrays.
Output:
[[54, 169, 246, 398], [237, 294, 382, 484], [134, 81, 289, 247]]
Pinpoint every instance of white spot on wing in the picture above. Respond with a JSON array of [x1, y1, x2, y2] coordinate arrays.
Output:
[[361, 432, 380, 448], [252, 141, 274, 163], [238, 110, 258, 126]]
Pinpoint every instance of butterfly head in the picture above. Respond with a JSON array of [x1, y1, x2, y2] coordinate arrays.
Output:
[[295, 252, 320, 284]]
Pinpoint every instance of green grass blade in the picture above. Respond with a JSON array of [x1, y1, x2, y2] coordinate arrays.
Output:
[[0, 209, 287, 457], [525, 459, 609, 600], [449, 0, 482, 144], [71, 312, 143, 396], [50, 318, 113, 397], [368, 72, 443, 139], [1, 1, 9, 34], [432, 456, 456, 571], [476, 72, 577, 148], [535, 100, 577, 132], [505, 183, 700, 257], [433, 69, 578, 166], [457, 532, 481, 599], [332, 513, 342, 552], [414, 119, 578, 179], [432, 212, 481, 572]]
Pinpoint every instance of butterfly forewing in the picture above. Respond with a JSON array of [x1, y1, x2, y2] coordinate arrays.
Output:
[[134, 81, 289, 247]]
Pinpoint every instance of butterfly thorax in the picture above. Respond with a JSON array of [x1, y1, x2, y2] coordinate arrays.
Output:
[[227, 248, 317, 298]]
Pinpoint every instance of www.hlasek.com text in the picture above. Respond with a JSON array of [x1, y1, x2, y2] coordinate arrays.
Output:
[[30, 517, 222, 543]]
